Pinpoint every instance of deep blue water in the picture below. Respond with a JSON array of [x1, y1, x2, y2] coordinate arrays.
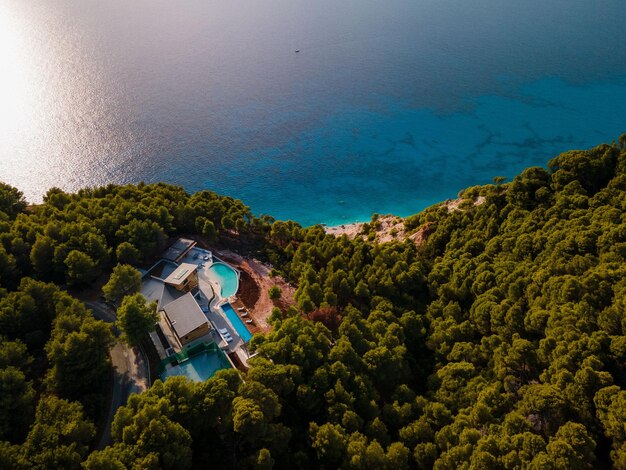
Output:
[[1, 0, 625, 225]]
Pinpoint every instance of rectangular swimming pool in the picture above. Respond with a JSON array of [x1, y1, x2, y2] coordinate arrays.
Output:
[[222, 302, 252, 342], [160, 344, 230, 382]]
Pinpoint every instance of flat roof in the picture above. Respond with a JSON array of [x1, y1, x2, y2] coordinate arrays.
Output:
[[162, 238, 197, 262], [163, 263, 198, 286], [162, 292, 209, 339], [140, 277, 164, 305]]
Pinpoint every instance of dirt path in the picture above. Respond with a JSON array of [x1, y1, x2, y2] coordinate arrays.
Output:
[[214, 249, 296, 333]]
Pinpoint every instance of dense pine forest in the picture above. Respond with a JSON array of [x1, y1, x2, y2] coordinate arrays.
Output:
[[1, 139, 626, 469]]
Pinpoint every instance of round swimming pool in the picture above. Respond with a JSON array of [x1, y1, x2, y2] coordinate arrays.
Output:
[[206, 262, 239, 298]]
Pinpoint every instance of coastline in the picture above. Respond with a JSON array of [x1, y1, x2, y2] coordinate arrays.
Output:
[[323, 196, 487, 243], [323, 215, 406, 243], [323, 222, 365, 238]]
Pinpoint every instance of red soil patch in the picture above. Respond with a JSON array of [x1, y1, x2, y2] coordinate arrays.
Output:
[[213, 249, 296, 333]]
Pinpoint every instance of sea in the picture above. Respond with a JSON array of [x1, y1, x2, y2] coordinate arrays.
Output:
[[1, 0, 625, 226]]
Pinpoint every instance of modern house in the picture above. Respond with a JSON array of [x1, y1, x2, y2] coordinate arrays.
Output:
[[163, 262, 199, 292], [138, 239, 249, 381], [161, 292, 211, 347]]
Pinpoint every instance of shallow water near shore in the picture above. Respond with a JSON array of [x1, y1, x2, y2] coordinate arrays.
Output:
[[1, 0, 625, 226]]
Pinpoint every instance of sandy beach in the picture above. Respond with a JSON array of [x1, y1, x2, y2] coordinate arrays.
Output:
[[324, 215, 407, 243], [324, 222, 365, 238]]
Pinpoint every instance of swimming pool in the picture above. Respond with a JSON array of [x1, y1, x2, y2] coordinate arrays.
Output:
[[222, 302, 252, 343], [160, 344, 230, 382], [206, 262, 239, 298]]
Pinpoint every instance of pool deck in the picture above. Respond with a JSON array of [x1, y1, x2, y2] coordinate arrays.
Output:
[[179, 248, 253, 353]]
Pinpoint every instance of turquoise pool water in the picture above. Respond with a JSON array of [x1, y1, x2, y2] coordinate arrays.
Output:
[[207, 263, 239, 298], [223, 303, 252, 343], [161, 349, 230, 382]]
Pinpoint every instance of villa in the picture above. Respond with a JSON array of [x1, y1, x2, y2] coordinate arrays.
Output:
[[141, 258, 213, 355], [161, 293, 210, 347], [139, 237, 250, 383]]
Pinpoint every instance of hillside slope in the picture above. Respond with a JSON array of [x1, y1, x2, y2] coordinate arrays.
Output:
[[1, 140, 626, 468]]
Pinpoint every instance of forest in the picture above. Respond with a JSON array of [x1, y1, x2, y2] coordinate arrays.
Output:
[[1, 138, 626, 469]]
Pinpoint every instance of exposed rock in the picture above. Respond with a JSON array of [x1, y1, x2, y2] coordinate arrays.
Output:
[[409, 222, 433, 247]]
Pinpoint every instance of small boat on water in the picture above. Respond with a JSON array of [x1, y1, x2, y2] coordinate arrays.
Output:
[[295, 50, 300, 53]]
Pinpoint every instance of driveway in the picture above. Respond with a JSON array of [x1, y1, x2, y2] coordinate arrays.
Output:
[[86, 301, 149, 449]]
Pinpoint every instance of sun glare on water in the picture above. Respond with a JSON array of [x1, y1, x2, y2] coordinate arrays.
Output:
[[0, 4, 35, 137]]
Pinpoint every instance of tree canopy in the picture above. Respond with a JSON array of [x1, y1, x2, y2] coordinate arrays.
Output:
[[1, 140, 626, 467], [116, 293, 158, 347], [102, 264, 142, 305]]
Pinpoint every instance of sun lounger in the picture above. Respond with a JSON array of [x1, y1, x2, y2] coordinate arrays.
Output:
[[241, 312, 248, 317], [218, 328, 228, 335], [237, 307, 245, 311], [224, 335, 233, 342], [245, 319, 253, 324]]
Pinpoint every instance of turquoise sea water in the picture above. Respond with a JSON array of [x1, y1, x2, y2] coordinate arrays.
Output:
[[1, 0, 625, 225]]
